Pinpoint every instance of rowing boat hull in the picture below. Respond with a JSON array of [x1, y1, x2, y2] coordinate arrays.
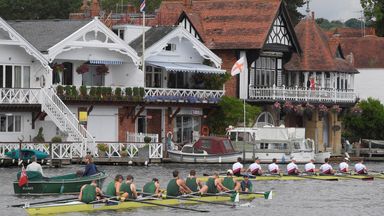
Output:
[[25, 194, 259, 215], [167, 150, 242, 163]]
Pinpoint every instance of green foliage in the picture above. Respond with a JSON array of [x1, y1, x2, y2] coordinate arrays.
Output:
[[282, 0, 305, 26], [125, 87, 132, 97], [139, 87, 145, 97], [204, 73, 231, 90], [144, 136, 152, 143], [97, 143, 108, 152], [0, 0, 82, 20], [316, 18, 344, 30], [361, 0, 384, 36], [100, 0, 162, 14], [115, 87, 122, 99], [33, 127, 45, 143], [207, 96, 261, 135], [51, 136, 63, 143], [343, 98, 384, 141], [345, 18, 364, 29], [133, 87, 139, 96], [89, 87, 97, 98], [57, 85, 64, 96], [79, 85, 87, 97]]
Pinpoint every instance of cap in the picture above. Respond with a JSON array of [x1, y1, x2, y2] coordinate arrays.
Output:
[[243, 173, 250, 178], [344, 157, 350, 161], [227, 169, 233, 175], [291, 157, 296, 161]]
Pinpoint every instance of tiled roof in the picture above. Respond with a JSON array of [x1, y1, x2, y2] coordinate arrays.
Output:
[[155, 0, 282, 50], [129, 26, 177, 55], [8, 19, 90, 52], [339, 36, 384, 68], [285, 18, 357, 73]]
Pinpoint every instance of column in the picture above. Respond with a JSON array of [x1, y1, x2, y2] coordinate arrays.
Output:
[[321, 72, 325, 89], [304, 72, 309, 88]]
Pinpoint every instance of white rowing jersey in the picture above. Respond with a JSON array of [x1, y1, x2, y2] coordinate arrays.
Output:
[[249, 162, 262, 174], [339, 162, 349, 172], [287, 162, 298, 173], [319, 163, 333, 174], [304, 162, 316, 172], [354, 163, 367, 174], [268, 163, 279, 173], [232, 162, 243, 175]]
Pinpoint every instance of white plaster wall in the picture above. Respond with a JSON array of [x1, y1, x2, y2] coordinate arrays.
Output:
[[355, 68, 384, 102], [56, 48, 129, 62], [113, 25, 151, 43]]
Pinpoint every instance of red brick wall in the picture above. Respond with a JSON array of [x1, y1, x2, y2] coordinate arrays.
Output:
[[213, 50, 238, 98], [118, 107, 135, 142], [147, 109, 162, 138]]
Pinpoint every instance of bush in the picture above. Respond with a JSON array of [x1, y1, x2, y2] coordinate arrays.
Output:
[[97, 143, 108, 152], [51, 136, 62, 143], [79, 86, 87, 97], [64, 85, 72, 97], [57, 85, 64, 96], [89, 87, 97, 98], [115, 87, 122, 99], [70, 86, 77, 98], [133, 87, 139, 96], [139, 87, 145, 97], [125, 87, 132, 97], [33, 127, 45, 142], [144, 136, 152, 143]]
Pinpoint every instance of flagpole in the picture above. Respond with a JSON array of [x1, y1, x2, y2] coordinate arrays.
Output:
[[243, 68, 246, 161], [142, 10, 145, 76]]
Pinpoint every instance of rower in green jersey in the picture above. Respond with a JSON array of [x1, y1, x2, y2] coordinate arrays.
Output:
[[120, 175, 138, 199], [143, 178, 161, 197], [222, 169, 240, 191], [200, 172, 229, 194], [78, 180, 103, 203], [185, 170, 203, 192], [166, 170, 192, 197], [105, 174, 123, 196]]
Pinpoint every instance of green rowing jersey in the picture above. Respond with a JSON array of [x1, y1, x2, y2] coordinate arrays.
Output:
[[120, 182, 133, 198], [105, 181, 116, 196], [81, 184, 96, 204], [206, 178, 218, 194], [186, 177, 198, 192], [166, 179, 181, 197], [143, 181, 156, 195], [222, 177, 235, 190]]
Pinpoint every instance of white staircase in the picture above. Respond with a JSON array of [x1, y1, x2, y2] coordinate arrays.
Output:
[[39, 88, 96, 157]]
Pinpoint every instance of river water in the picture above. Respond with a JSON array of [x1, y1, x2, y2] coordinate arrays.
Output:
[[1, 162, 384, 216]]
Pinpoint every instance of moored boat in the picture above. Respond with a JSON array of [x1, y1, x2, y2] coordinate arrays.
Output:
[[25, 193, 261, 215], [13, 171, 108, 195], [5, 149, 48, 161], [167, 136, 242, 163]]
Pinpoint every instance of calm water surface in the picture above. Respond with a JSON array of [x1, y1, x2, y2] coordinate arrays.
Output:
[[1, 162, 384, 216]]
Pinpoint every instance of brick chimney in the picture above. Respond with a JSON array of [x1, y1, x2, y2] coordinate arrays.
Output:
[[80, 0, 89, 12], [311, 11, 315, 20], [90, 0, 100, 17]]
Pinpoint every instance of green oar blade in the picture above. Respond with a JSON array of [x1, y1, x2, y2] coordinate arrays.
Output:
[[264, 191, 273, 200]]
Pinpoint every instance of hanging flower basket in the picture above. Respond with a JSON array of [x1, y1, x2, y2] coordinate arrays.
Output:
[[294, 104, 304, 116], [52, 63, 64, 73], [96, 64, 109, 75], [350, 105, 362, 116], [330, 105, 342, 114], [76, 64, 89, 74], [317, 104, 328, 119], [304, 103, 315, 118], [282, 101, 293, 113], [273, 101, 281, 113]]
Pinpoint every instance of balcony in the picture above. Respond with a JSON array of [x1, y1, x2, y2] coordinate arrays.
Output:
[[144, 88, 225, 104], [249, 85, 357, 103]]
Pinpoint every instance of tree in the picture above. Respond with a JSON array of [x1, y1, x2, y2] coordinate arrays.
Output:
[[207, 96, 262, 135], [0, 0, 82, 20], [345, 18, 364, 29], [343, 98, 384, 141], [361, 0, 384, 36], [283, 0, 306, 26], [316, 18, 344, 30]]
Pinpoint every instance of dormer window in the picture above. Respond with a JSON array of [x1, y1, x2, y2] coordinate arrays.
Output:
[[163, 43, 176, 51]]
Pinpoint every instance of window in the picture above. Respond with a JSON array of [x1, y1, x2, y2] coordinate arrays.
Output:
[[0, 114, 21, 132], [0, 65, 30, 88], [163, 43, 176, 51], [260, 143, 269, 149], [293, 142, 301, 149], [82, 65, 104, 86], [181, 146, 194, 153], [174, 116, 201, 144], [137, 116, 147, 133], [223, 140, 233, 151], [253, 57, 280, 87], [145, 66, 162, 88]]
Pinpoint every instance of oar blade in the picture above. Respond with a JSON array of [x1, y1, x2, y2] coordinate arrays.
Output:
[[264, 191, 273, 200]]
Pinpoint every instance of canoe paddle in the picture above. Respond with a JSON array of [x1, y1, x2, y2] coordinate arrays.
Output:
[[9, 197, 78, 208]]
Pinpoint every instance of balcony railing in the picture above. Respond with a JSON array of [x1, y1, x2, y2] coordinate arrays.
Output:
[[249, 85, 357, 103], [0, 88, 41, 104], [145, 87, 225, 103]]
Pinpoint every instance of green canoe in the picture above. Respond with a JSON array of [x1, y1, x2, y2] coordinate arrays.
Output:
[[13, 171, 107, 195], [6, 149, 48, 161]]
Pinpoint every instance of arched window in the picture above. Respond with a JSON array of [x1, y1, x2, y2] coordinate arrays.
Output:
[[254, 112, 275, 128]]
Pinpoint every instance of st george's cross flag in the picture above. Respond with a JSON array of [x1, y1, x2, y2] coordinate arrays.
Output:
[[140, 0, 146, 13], [231, 56, 246, 76], [18, 165, 28, 187]]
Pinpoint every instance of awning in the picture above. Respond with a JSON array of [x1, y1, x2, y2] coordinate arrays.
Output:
[[147, 61, 226, 74], [89, 60, 124, 65]]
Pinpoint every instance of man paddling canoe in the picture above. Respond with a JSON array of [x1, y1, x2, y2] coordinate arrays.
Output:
[[339, 157, 350, 173], [186, 170, 204, 192], [232, 157, 244, 176], [319, 158, 335, 175], [268, 158, 280, 174], [105, 174, 123, 196], [354, 159, 368, 174], [166, 170, 192, 196], [247, 157, 263, 176], [120, 175, 138, 199], [143, 178, 161, 197], [78, 180, 103, 203]]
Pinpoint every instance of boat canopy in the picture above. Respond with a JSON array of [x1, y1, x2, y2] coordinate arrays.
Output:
[[193, 136, 236, 154]]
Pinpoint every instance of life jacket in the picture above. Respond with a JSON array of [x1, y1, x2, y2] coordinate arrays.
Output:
[[105, 181, 116, 196], [81, 184, 96, 204], [186, 177, 198, 192], [222, 177, 235, 190], [206, 178, 218, 194], [120, 182, 133, 198], [166, 179, 181, 197]]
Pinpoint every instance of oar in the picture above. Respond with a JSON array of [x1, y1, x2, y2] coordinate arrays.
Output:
[[142, 192, 234, 207], [123, 197, 209, 213], [238, 190, 273, 200], [9, 197, 78, 208]]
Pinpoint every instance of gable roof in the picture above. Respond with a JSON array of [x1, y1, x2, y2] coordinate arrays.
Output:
[[156, 0, 283, 50], [8, 19, 90, 53], [339, 36, 384, 68], [284, 17, 357, 73]]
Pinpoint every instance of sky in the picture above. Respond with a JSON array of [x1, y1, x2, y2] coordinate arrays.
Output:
[[298, 0, 363, 21]]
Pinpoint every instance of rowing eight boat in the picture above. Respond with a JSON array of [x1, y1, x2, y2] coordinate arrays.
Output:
[[25, 193, 262, 215]]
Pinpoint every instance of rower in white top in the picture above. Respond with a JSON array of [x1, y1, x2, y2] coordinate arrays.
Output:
[[287, 158, 300, 175], [304, 159, 316, 173], [268, 158, 280, 174], [354, 159, 368, 174], [247, 157, 263, 176], [319, 158, 335, 175], [339, 157, 350, 173], [232, 157, 244, 176]]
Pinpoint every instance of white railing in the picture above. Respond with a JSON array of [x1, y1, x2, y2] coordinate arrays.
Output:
[[127, 132, 159, 143], [0, 88, 41, 104], [145, 87, 224, 103], [249, 85, 357, 103], [96, 142, 164, 159], [149, 143, 163, 159]]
